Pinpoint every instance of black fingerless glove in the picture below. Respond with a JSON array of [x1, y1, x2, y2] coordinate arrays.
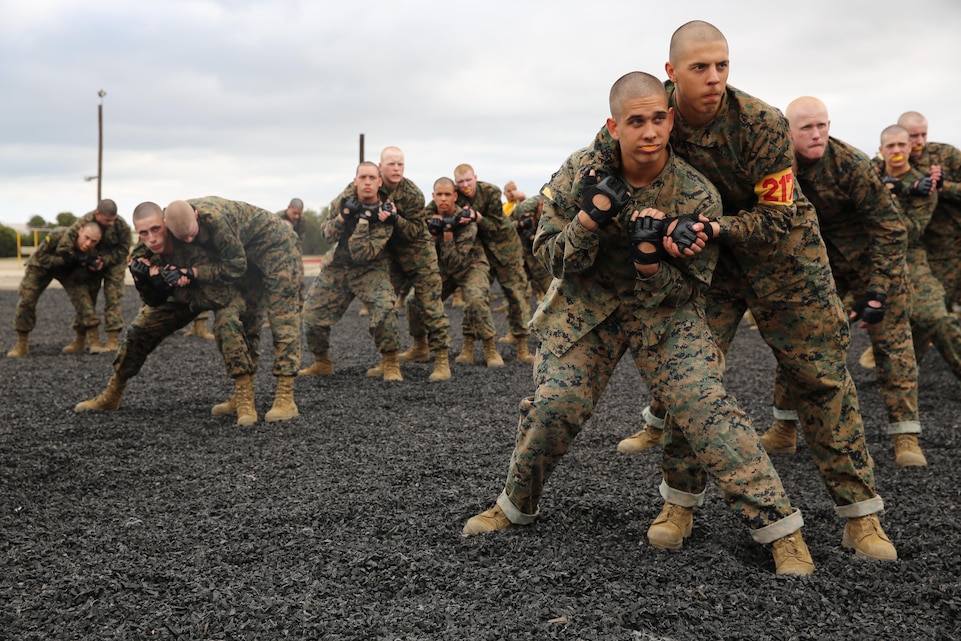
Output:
[[581, 174, 628, 226], [666, 214, 714, 251], [627, 216, 667, 265], [851, 291, 887, 325]]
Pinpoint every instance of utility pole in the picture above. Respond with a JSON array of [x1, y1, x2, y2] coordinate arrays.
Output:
[[97, 89, 106, 204], [359, 133, 365, 164]]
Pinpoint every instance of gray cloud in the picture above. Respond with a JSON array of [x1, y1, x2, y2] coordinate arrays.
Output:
[[1, 0, 960, 224]]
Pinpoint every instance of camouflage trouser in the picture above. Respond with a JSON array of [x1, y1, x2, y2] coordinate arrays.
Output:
[[390, 261, 450, 351], [251, 248, 304, 376], [692, 261, 879, 511], [523, 249, 552, 299], [14, 266, 99, 333], [302, 260, 399, 355], [773, 254, 919, 434], [113, 298, 252, 380], [408, 266, 495, 341], [502, 304, 795, 533], [485, 246, 530, 337], [213, 272, 266, 377], [925, 233, 961, 307], [907, 246, 961, 382], [82, 262, 126, 332]]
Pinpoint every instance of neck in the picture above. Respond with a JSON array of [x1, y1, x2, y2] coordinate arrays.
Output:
[[885, 163, 911, 178], [621, 155, 668, 188]]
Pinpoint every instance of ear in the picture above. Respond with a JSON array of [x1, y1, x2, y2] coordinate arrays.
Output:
[[665, 61, 676, 83], [605, 117, 619, 141]]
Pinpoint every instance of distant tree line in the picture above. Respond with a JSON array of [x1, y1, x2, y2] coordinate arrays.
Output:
[[0, 207, 333, 258]]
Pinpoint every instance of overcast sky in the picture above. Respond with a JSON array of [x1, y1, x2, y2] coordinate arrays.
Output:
[[1, 0, 959, 227]]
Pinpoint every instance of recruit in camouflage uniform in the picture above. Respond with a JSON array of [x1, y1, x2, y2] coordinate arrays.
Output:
[[465, 72, 815, 575], [300, 163, 403, 381], [7, 225, 104, 358], [74, 203, 269, 425], [511, 195, 553, 301], [428, 169, 534, 363], [163, 196, 304, 421], [615, 22, 895, 562], [278, 198, 307, 255], [338, 158, 452, 380], [760, 109, 923, 468], [408, 182, 501, 370], [878, 134, 961, 386], [897, 112, 961, 308], [57, 200, 131, 352]]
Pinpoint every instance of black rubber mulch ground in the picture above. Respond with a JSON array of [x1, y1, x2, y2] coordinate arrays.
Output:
[[1, 283, 959, 640]]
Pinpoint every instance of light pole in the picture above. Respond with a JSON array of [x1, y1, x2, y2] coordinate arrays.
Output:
[[97, 89, 106, 204]]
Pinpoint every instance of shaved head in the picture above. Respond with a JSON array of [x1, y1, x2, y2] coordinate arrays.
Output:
[[785, 96, 827, 123], [898, 111, 927, 128], [164, 200, 197, 239], [881, 124, 909, 144], [609, 71, 667, 119], [669, 20, 727, 65], [132, 201, 163, 223]]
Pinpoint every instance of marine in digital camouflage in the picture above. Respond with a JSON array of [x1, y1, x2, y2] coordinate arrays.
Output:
[[301, 195, 400, 357], [341, 177, 450, 351], [592, 82, 880, 513], [773, 136, 918, 436], [59, 209, 131, 333], [429, 179, 530, 337], [185, 196, 304, 376], [408, 206, 495, 342], [116, 237, 258, 380], [886, 167, 961, 384], [494, 142, 800, 537], [13, 227, 103, 334], [511, 195, 552, 299]]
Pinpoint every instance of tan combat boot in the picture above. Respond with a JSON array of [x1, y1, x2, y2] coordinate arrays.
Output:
[[233, 374, 258, 426], [382, 351, 403, 382], [62, 329, 87, 354], [647, 503, 693, 550], [358, 302, 370, 316], [186, 318, 215, 340], [265, 375, 299, 422], [366, 357, 385, 378], [617, 425, 664, 453], [455, 336, 475, 364], [211, 393, 236, 416], [515, 337, 535, 364], [483, 338, 504, 368], [429, 349, 451, 382], [842, 514, 897, 561], [7, 331, 29, 358], [771, 530, 816, 576], [74, 374, 127, 412], [298, 353, 334, 376], [859, 346, 876, 369], [498, 333, 517, 345], [463, 504, 516, 536], [451, 288, 465, 308], [399, 335, 431, 362], [100, 330, 121, 352], [85, 327, 104, 354], [892, 433, 927, 467], [759, 419, 798, 454]]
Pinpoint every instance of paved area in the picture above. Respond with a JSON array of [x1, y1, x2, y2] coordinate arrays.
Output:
[[0, 255, 324, 291]]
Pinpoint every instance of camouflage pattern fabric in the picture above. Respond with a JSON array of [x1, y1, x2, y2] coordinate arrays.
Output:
[[773, 137, 918, 435], [889, 168, 961, 382], [59, 211, 131, 332], [592, 83, 879, 509], [511, 196, 552, 297], [499, 146, 796, 531], [277, 209, 307, 254], [906, 142, 961, 305], [118, 240, 257, 379], [13, 228, 102, 333], [342, 179, 451, 351], [429, 180, 531, 337], [186, 197, 303, 376], [408, 211, 495, 341], [302, 198, 399, 356]]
